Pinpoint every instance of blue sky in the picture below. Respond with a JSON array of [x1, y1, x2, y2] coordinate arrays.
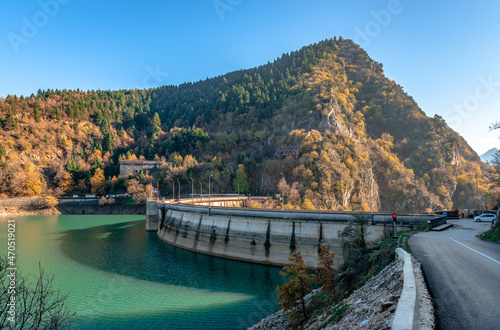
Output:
[[1, 0, 499, 155]]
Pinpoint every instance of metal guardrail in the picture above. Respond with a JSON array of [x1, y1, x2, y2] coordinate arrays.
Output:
[[159, 202, 441, 224]]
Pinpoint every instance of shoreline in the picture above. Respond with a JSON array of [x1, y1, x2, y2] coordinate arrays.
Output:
[[0, 207, 62, 217], [0, 204, 146, 216]]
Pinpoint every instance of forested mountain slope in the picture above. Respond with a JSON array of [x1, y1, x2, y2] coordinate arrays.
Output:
[[0, 37, 491, 211]]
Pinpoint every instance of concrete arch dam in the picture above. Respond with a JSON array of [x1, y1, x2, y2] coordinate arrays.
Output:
[[147, 200, 444, 268]]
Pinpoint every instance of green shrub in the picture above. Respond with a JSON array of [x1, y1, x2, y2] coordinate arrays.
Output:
[[480, 230, 500, 243]]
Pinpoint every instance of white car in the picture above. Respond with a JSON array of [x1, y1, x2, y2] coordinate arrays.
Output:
[[474, 213, 497, 222]]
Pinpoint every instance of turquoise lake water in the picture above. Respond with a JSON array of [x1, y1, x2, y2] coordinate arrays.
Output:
[[0, 215, 283, 329]]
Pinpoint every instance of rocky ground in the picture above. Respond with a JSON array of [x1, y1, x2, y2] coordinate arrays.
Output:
[[313, 261, 403, 329], [0, 206, 61, 216], [250, 255, 434, 329], [0, 204, 145, 216]]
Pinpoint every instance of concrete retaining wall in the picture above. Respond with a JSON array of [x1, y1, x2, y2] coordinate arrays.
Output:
[[58, 198, 99, 206], [152, 202, 439, 268], [427, 216, 447, 228], [146, 201, 159, 231]]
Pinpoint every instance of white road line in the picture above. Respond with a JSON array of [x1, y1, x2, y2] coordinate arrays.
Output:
[[449, 237, 500, 266]]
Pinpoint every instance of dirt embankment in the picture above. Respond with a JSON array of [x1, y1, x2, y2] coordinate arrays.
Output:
[[0, 198, 145, 216], [250, 256, 434, 329], [0, 206, 62, 216]]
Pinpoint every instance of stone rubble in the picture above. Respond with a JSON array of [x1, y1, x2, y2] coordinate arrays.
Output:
[[250, 257, 434, 329], [310, 261, 403, 330]]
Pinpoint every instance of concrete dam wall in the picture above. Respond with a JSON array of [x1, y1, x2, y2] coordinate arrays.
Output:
[[151, 201, 443, 268]]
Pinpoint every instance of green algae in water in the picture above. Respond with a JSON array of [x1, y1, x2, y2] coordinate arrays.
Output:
[[0, 215, 283, 329]]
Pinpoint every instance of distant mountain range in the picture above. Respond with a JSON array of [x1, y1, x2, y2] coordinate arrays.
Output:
[[480, 148, 499, 163]]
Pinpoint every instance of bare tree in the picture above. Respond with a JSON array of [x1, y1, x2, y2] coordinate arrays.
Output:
[[278, 176, 290, 197], [0, 257, 75, 329], [338, 215, 370, 292], [489, 122, 500, 210]]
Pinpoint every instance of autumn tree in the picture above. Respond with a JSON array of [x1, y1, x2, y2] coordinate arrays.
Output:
[[55, 168, 74, 194], [277, 252, 313, 327], [171, 153, 183, 167], [278, 176, 290, 196], [183, 155, 197, 168], [24, 161, 43, 196], [90, 168, 105, 195], [288, 182, 301, 207], [145, 183, 154, 198], [99, 196, 115, 205], [43, 196, 59, 208], [126, 178, 147, 203], [301, 198, 316, 210], [313, 245, 336, 296], [278, 176, 290, 207]]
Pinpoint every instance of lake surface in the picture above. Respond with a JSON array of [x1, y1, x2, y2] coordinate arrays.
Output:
[[0, 215, 283, 329]]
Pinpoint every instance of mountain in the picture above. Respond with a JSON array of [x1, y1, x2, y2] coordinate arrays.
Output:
[[480, 148, 498, 163], [0, 37, 490, 211]]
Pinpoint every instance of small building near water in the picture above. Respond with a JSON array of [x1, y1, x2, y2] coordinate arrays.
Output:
[[119, 160, 168, 176]]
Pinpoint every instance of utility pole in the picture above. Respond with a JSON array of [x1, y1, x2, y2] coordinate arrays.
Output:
[[280, 172, 284, 211], [177, 180, 180, 201], [190, 177, 194, 205], [156, 179, 159, 201], [172, 182, 175, 201], [208, 174, 213, 208], [392, 213, 397, 237], [208, 174, 213, 216], [200, 182, 203, 204]]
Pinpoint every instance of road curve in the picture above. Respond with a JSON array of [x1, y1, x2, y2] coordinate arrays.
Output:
[[409, 219, 500, 330]]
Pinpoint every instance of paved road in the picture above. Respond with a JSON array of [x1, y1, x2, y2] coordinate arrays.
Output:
[[409, 219, 500, 330]]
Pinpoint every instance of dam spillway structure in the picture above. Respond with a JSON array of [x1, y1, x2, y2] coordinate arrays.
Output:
[[147, 197, 444, 268]]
